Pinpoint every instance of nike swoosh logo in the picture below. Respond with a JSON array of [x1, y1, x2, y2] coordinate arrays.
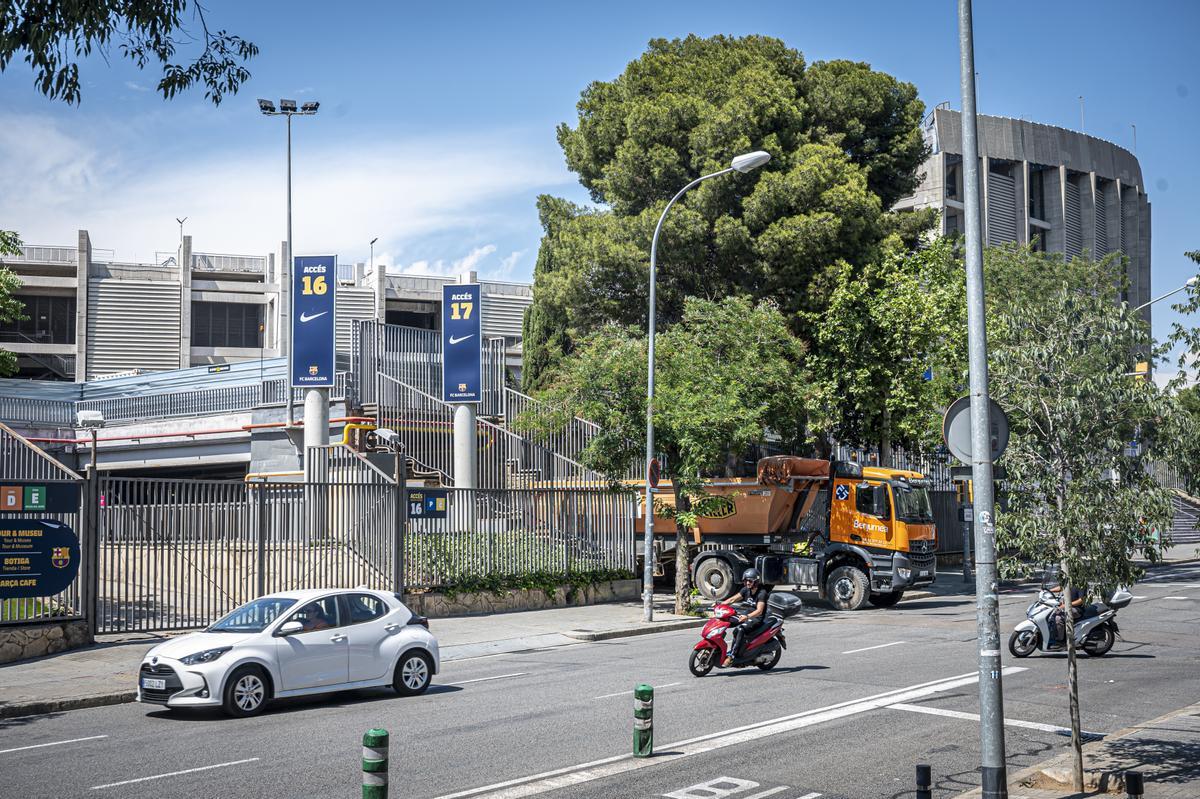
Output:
[[299, 311, 329, 323], [448, 334, 474, 345]]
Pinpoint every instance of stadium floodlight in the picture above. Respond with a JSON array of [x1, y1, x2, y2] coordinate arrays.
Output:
[[76, 409, 106, 428], [279, 99, 298, 112], [301, 101, 320, 113], [257, 99, 276, 114]]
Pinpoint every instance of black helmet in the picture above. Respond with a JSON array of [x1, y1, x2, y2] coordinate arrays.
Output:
[[742, 568, 761, 585]]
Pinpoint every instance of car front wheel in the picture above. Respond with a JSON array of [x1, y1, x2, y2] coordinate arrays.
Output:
[[393, 650, 433, 696], [222, 665, 269, 717]]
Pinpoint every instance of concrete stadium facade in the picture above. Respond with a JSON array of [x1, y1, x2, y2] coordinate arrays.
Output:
[[896, 107, 1151, 322]]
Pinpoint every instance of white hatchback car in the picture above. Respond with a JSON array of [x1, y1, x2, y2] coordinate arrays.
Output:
[[137, 588, 439, 717]]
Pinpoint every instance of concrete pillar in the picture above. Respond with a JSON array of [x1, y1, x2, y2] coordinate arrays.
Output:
[[178, 234, 193, 368], [980, 156, 990, 245], [454, 403, 478, 489], [1015, 160, 1030, 245], [373, 256, 386, 322], [303, 388, 330, 449], [75, 230, 90, 381], [1081, 173, 1097, 258]]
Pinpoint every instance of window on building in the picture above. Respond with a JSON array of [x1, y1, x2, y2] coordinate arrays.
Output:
[[191, 302, 264, 348], [945, 163, 959, 200], [0, 295, 76, 344], [1029, 168, 1047, 221]]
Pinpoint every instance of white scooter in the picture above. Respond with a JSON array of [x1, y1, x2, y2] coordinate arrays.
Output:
[[1008, 579, 1132, 658]]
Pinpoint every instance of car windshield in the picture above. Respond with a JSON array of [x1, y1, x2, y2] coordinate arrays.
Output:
[[892, 484, 933, 522], [207, 597, 297, 633]]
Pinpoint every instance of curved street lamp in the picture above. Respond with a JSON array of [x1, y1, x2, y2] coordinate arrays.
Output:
[[1134, 276, 1198, 312], [643, 150, 771, 621]]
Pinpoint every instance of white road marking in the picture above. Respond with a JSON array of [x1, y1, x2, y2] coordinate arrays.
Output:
[[434, 667, 1026, 799], [795, 793, 823, 799], [0, 735, 107, 755], [90, 758, 260, 790], [888, 703, 1104, 738], [444, 672, 529, 686], [593, 682, 682, 700], [842, 641, 906, 654], [1162, 596, 1191, 600], [742, 789, 788, 799]]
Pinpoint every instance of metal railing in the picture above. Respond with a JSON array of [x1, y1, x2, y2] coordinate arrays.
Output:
[[377, 374, 609, 488], [0, 421, 81, 480], [0, 373, 350, 428], [191, 252, 267, 273], [353, 320, 505, 416], [405, 487, 635, 590], [504, 388, 601, 464], [4, 245, 78, 264]]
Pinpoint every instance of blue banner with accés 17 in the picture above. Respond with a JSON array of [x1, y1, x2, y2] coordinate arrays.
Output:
[[442, 283, 482, 403], [292, 255, 337, 388]]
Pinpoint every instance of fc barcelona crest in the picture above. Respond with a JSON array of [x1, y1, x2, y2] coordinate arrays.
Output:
[[51, 546, 70, 568], [458, 383, 467, 392], [309, 365, 319, 375]]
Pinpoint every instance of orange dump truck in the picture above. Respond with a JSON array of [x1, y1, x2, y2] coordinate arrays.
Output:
[[635, 456, 937, 610]]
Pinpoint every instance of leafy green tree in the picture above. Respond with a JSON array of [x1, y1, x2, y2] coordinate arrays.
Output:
[[803, 236, 966, 457], [523, 34, 929, 392], [525, 296, 811, 612], [0, 1, 257, 105], [0, 231, 27, 376], [987, 250, 1177, 791]]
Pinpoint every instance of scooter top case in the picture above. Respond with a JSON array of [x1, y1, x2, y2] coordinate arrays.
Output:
[[1104, 587, 1133, 610], [767, 592, 803, 619]]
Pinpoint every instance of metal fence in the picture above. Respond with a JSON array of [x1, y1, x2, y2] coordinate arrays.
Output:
[[377, 373, 456, 482], [405, 487, 635, 590], [95, 476, 399, 633], [353, 320, 505, 416]]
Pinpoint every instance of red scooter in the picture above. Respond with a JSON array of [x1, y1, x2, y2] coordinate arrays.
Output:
[[689, 598, 793, 676]]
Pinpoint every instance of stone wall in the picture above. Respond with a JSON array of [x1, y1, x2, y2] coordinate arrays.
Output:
[[0, 620, 92, 665], [404, 578, 640, 618]]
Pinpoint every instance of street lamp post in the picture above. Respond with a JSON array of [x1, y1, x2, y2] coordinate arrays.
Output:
[[642, 150, 771, 622], [259, 98, 320, 425], [1134, 276, 1198, 312], [370, 237, 379, 278]]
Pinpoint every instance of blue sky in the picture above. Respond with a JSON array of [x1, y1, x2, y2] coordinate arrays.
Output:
[[1, 0, 1197, 365]]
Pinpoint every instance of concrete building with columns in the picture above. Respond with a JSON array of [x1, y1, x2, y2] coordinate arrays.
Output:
[[895, 106, 1151, 317], [0, 231, 532, 382]]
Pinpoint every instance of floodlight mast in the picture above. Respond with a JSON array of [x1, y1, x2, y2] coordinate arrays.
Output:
[[257, 97, 321, 425]]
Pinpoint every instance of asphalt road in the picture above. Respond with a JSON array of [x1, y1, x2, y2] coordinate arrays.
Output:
[[2, 562, 1198, 799]]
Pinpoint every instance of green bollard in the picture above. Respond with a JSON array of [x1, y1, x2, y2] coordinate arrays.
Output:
[[362, 728, 389, 799], [633, 683, 654, 758]]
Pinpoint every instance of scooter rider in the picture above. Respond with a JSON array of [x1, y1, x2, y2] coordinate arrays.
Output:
[[1047, 578, 1086, 648], [723, 568, 770, 667]]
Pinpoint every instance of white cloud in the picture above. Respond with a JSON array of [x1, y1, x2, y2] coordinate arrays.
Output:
[[397, 244, 505, 278], [0, 113, 570, 269], [492, 249, 527, 280], [124, 81, 151, 92]]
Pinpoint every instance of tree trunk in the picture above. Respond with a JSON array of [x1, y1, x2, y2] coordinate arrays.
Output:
[[879, 404, 892, 468], [674, 491, 693, 615], [1064, 570, 1084, 793]]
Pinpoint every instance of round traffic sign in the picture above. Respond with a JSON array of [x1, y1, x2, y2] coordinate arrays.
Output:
[[648, 458, 661, 489], [942, 396, 1010, 463]]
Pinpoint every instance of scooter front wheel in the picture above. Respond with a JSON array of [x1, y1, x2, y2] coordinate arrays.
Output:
[[689, 648, 716, 677], [1008, 629, 1039, 658]]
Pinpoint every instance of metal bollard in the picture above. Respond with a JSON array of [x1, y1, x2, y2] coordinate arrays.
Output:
[[1125, 770, 1143, 798], [916, 763, 932, 799], [362, 728, 389, 799], [633, 683, 653, 758]]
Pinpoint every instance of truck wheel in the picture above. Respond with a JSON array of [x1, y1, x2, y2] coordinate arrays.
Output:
[[695, 558, 737, 601], [826, 566, 870, 611], [868, 591, 904, 608]]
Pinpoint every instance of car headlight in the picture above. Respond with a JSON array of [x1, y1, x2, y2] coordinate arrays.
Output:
[[179, 646, 232, 665], [896, 567, 912, 580]]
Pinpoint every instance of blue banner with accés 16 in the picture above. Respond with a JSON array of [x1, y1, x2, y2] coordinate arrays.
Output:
[[442, 283, 482, 403], [292, 255, 337, 388]]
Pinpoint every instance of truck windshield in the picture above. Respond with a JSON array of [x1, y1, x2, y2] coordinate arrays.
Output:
[[892, 484, 933, 522]]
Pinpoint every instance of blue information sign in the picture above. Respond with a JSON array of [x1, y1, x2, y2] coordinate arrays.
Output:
[[442, 283, 482, 403], [0, 520, 80, 599], [408, 489, 448, 519], [292, 255, 337, 387]]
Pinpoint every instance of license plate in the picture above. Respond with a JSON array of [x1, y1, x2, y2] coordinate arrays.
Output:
[[142, 678, 166, 690], [919, 570, 930, 577]]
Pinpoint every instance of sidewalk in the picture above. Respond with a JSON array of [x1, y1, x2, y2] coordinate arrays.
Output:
[[0, 594, 702, 720], [952, 702, 1200, 798]]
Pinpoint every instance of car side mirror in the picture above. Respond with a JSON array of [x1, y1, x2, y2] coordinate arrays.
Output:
[[276, 620, 304, 636]]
